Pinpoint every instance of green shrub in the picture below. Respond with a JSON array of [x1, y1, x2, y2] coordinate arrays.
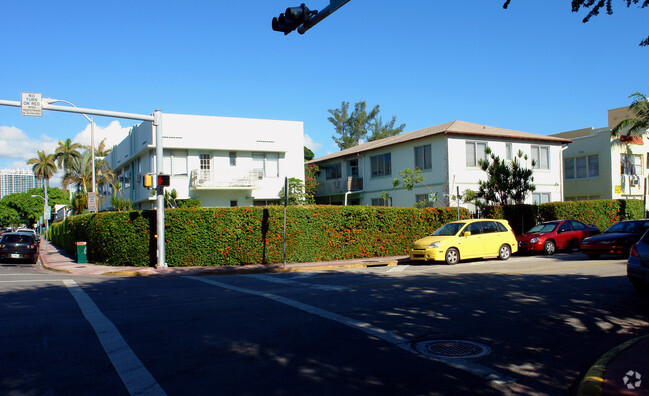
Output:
[[49, 205, 470, 267]]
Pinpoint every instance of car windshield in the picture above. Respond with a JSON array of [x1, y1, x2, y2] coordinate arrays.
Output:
[[1, 234, 33, 243], [605, 221, 643, 234], [432, 223, 463, 236], [526, 223, 557, 233]]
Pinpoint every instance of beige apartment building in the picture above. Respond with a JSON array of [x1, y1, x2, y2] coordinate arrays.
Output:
[[552, 106, 647, 205]]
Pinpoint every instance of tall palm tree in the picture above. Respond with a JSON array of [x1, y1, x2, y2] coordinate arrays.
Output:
[[54, 138, 83, 171], [611, 91, 649, 137], [94, 138, 112, 158], [26, 151, 58, 220], [62, 150, 93, 195]]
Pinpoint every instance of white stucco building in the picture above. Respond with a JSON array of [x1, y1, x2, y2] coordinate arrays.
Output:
[[101, 113, 304, 209], [552, 106, 647, 204], [0, 169, 43, 199], [310, 120, 571, 210]]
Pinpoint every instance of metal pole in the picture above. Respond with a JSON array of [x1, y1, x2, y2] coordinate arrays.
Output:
[[154, 110, 167, 269], [283, 176, 288, 268], [457, 186, 460, 220], [91, 118, 96, 196]]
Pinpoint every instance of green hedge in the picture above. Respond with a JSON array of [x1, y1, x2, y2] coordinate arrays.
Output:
[[484, 199, 645, 235], [50, 206, 470, 267]]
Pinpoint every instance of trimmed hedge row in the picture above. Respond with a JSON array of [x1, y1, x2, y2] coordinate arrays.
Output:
[[50, 206, 470, 267], [483, 199, 645, 235]]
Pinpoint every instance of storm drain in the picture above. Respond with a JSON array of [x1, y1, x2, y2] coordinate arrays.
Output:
[[413, 339, 491, 359]]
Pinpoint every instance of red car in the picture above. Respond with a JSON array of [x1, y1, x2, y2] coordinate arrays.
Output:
[[516, 220, 600, 255]]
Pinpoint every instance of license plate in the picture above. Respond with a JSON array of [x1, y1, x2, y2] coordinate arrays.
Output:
[[11, 254, 20, 258]]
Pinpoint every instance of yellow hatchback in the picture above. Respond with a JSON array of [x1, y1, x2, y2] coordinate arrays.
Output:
[[409, 219, 518, 265]]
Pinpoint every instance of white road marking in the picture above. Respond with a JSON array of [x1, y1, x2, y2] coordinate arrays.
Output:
[[243, 273, 348, 291], [186, 275, 514, 385], [63, 280, 166, 396], [386, 265, 409, 272]]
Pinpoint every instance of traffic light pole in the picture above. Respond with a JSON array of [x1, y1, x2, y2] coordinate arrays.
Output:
[[0, 96, 168, 270], [297, 0, 350, 34]]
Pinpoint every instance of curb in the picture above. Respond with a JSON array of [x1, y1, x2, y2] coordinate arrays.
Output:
[[576, 334, 649, 396]]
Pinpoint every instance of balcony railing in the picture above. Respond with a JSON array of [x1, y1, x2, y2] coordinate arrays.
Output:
[[316, 177, 363, 195], [190, 169, 262, 190]]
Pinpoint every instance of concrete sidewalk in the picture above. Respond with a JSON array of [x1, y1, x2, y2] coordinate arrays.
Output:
[[37, 239, 403, 277]]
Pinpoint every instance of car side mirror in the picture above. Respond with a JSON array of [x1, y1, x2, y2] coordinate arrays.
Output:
[[463, 231, 472, 237]]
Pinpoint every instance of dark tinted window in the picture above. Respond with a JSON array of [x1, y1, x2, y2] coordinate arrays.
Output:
[[1, 234, 33, 243], [482, 221, 498, 234], [558, 222, 572, 232], [496, 222, 508, 232], [465, 222, 483, 235], [571, 221, 586, 230]]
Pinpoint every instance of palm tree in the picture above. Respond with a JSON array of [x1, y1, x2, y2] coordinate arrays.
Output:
[[26, 151, 58, 223], [611, 91, 649, 137], [54, 138, 83, 171], [61, 151, 93, 195], [94, 138, 112, 158]]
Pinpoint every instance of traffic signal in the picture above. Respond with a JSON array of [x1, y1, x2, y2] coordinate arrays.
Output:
[[143, 174, 152, 189], [272, 4, 316, 35], [157, 174, 170, 187]]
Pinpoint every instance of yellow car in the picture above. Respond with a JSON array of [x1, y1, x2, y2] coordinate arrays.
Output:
[[409, 219, 518, 265]]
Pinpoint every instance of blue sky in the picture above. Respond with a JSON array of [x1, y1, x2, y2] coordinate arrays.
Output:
[[1, 0, 648, 184]]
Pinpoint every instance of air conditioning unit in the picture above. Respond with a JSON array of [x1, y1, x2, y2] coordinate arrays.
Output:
[[631, 177, 639, 186]]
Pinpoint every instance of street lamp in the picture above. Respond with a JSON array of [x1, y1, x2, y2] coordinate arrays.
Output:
[[43, 98, 96, 212], [31, 194, 48, 251]]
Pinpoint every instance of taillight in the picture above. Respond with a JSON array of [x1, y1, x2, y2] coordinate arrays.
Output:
[[630, 243, 640, 257]]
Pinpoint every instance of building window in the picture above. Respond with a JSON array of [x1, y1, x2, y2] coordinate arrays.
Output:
[[230, 200, 237, 207], [371, 196, 392, 207], [506, 143, 512, 161], [325, 163, 342, 180], [466, 141, 488, 167], [531, 145, 550, 169], [621, 154, 642, 175], [229, 152, 237, 167], [532, 192, 551, 204], [252, 153, 280, 179], [370, 153, 392, 177], [163, 150, 188, 176], [565, 155, 599, 180], [414, 144, 432, 170], [415, 194, 435, 208], [347, 159, 359, 177]]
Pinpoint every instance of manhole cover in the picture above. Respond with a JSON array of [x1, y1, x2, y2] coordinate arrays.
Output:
[[413, 339, 491, 359]]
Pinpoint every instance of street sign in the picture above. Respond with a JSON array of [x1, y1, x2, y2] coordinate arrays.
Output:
[[88, 192, 97, 212], [21, 92, 42, 117], [43, 205, 51, 219]]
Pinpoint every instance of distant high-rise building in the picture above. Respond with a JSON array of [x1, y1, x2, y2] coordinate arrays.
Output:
[[0, 169, 43, 199]]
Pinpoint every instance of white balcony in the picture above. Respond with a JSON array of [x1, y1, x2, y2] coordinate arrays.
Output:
[[190, 169, 262, 190]]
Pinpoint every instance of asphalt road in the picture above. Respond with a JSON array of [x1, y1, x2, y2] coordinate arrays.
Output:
[[1, 253, 648, 395]]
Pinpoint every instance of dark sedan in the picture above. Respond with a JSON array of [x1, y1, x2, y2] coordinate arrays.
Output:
[[517, 219, 600, 255], [0, 232, 39, 264], [580, 219, 649, 259]]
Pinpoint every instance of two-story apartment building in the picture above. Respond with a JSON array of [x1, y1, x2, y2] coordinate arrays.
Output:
[[101, 113, 304, 210], [552, 106, 648, 205], [310, 120, 571, 210]]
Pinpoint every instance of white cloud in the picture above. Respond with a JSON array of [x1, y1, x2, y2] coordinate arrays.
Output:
[[304, 133, 323, 152], [0, 126, 58, 168], [73, 120, 131, 149]]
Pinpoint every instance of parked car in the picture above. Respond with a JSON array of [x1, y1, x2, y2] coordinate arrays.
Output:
[[516, 220, 600, 255], [627, 231, 649, 295], [0, 232, 39, 263], [409, 219, 518, 265], [16, 228, 39, 242], [580, 219, 649, 259]]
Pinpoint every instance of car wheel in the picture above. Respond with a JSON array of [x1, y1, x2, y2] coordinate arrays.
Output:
[[445, 248, 459, 265], [498, 244, 511, 260], [543, 240, 556, 255]]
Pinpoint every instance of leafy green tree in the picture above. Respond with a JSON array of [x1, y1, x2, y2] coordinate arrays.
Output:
[[27, 151, 57, 215], [477, 148, 536, 205], [0, 203, 21, 227], [0, 188, 67, 226], [164, 189, 179, 208], [328, 100, 405, 149], [611, 90, 649, 137], [304, 163, 319, 204], [503, 0, 649, 46], [279, 178, 309, 205], [304, 146, 315, 161], [392, 168, 445, 207]]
